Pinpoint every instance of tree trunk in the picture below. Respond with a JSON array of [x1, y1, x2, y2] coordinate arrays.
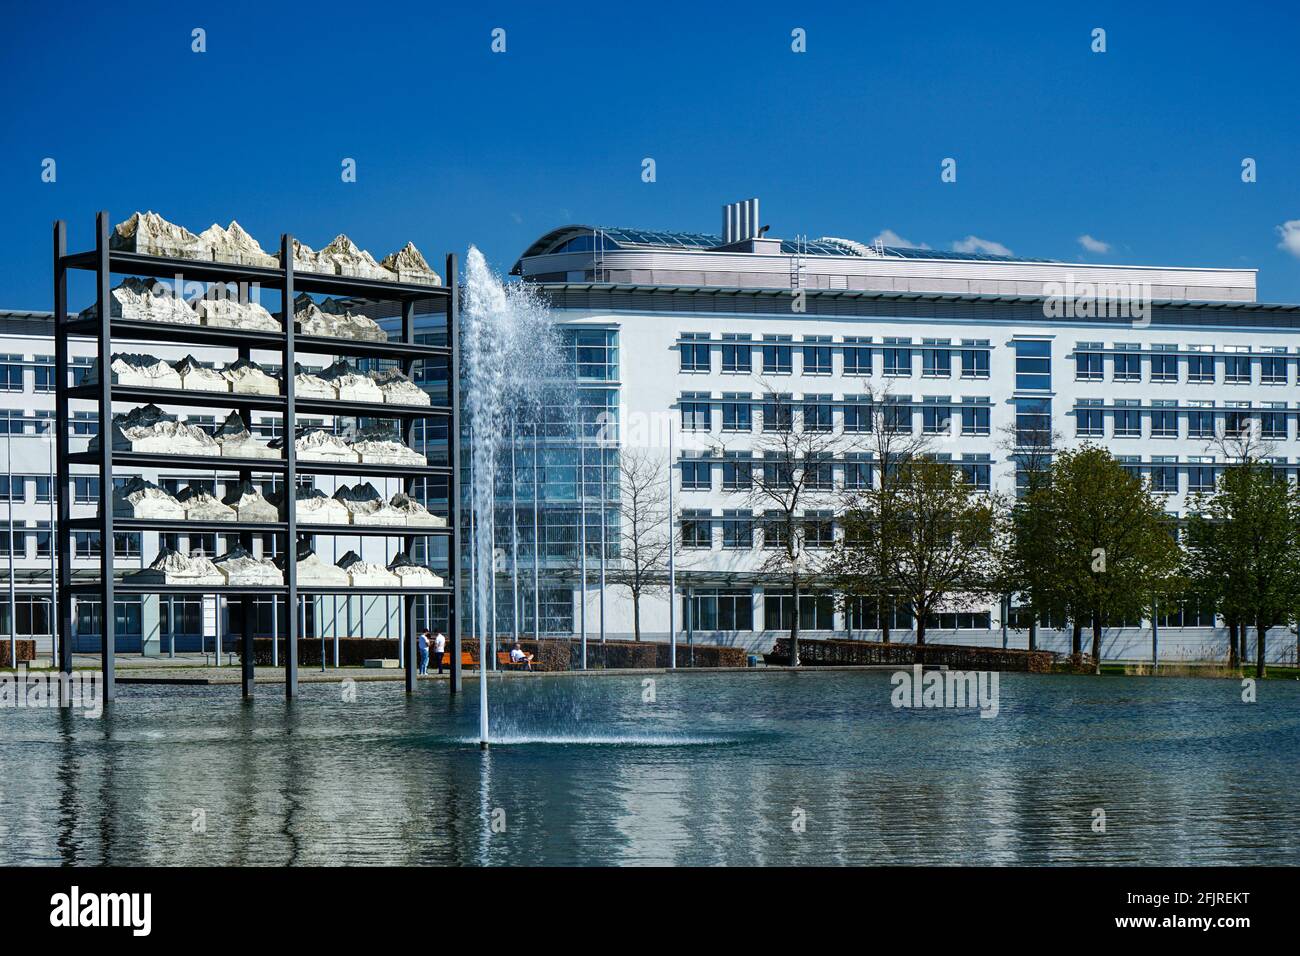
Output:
[[1028, 617, 1037, 652], [1091, 610, 1102, 675], [1227, 620, 1239, 668], [632, 591, 641, 642], [880, 596, 890, 645], [789, 573, 801, 667], [915, 618, 926, 647], [1256, 622, 1266, 679], [1071, 617, 1082, 658]]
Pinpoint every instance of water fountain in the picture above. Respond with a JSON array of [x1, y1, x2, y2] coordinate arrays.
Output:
[[460, 247, 563, 748]]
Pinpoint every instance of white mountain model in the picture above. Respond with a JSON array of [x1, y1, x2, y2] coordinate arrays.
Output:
[[316, 234, 396, 281], [290, 363, 336, 400], [349, 425, 425, 465], [212, 410, 278, 459], [214, 547, 282, 586], [387, 552, 444, 588], [92, 404, 219, 456], [222, 357, 280, 396], [380, 242, 441, 286], [195, 221, 277, 268], [126, 548, 224, 586], [337, 551, 400, 587], [271, 428, 358, 462], [111, 476, 184, 520], [192, 293, 281, 332], [286, 487, 350, 525], [175, 487, 237, 522], [110, 212, 204, 259], [320, 359, 383, 403], [78, 277, 199, 325], [388, 492, 445, 527], [371, 367, 431, 406], [221, 480, 279, 522], [172, 355, 230, 393], [278, 546, 350, 586], [81, 353, 182, 390], [281, 238, 328, 275], [333, 482, 403, 525]]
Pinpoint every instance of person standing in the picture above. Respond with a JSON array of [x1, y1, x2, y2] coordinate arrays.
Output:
[[433, 629, 447, 675], [417, 629, 431, 676]]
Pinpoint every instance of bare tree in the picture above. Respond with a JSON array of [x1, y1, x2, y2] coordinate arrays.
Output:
[[717, 387, 842, 666], [608, 447, 673, 641]]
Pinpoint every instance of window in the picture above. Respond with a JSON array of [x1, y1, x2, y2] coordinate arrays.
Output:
[[33, 475, 51, 504], [843, 396, 871, 433], [960, 398, 990, 436], [924, 611, 993, 631], [762, 394, 793, 432], [73, 476, 99, 504], [680, 392, 711, 431], [679, 335, 711, 373], [685, 588, 753, 631], [843, 338, 872, 376], [1113, 345, 1141, 382], [721, 393, 752, 432], [1015, 398, 1052, 446], [572, 329, 618, 381], [1187, 406, 1216, 439], [922, 341, 952, 378], [72, 411, 98, 436], [1224, 405, 1254, 440], [1150, 346, 1179, 383], [764, 591, 834, 630], [1187, 351, 1215, 383], [1113, 400, 1141, 438], [680, 456, 712, 491], [681, 509, 713, 549], [960, 455, 991, 490], [762, 457, 794, 490], [1076, 400, 1104, 437], [721, 453, 752, 491], [1188, 464, 1217, 493], [1150, 459, 1178, 493], [762, 514, 789, 550], [1261, 405, 1287, 440], [762, 336, 792, 374], [0, 355, 21, 392], [721, 334, 752, 373], [1261, 354, 1288, 385], [883, 339, 912, 377], [922, 398, 951, 435], [1225, 352, 1252, 384], [803, 395, 832, 432], [0, 476, 23, 503], [883, 397, 912, 434], [1075, 347, 1104, 382], [1013, 339, 1051, 391], [721, 510, 753, 550], [1158, 597, 1216, 628], [805, 455, 833, 490], [843, 455, 872, 490], [1151, 402, 1178, 438], [34, 356, 55, 393], [960, 341, 990, 379], [802, 337, 832, 375], [803, 511, 834, 548]]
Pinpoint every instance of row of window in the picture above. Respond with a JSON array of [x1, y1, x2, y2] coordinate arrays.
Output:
[[678, 455, 993, 492], [679, 334, 992, 378], [1074, 402, 1294, 440], [679, 393, 993, 435], [1075, 345, 1294, 386]]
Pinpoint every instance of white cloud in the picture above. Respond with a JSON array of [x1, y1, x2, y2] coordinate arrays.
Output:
[[1077, 234, 1111, 254], [951, 235, 1013, 257], [873, 229, 930, 250], [1277, 220, 1300, 258]]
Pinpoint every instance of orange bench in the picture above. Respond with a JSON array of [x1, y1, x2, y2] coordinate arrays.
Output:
[[497, 651, 534, 670], [440, 651, 476, 668]]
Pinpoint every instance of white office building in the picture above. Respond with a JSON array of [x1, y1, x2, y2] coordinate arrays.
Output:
[[506, 199, 1300, 663]]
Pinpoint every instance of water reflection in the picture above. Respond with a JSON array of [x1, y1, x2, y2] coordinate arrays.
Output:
[[1, 673, 1297, 865]]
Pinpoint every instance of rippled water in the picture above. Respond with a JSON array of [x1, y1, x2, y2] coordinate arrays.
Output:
[[1, 671, 1296, 865]]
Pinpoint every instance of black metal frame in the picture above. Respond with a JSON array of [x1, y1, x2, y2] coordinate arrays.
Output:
[[53, 212, 462, 701]]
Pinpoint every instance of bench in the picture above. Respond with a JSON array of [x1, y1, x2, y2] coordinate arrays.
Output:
[[440, 651, 476, 668], [204, 651, 237, 666], [497, 651, 534, 670]]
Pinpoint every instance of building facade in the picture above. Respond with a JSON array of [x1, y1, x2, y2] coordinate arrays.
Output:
[[505, 203, 1300, 663]]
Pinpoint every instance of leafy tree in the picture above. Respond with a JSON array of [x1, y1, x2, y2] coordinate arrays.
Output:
[[1044, 445, 1182, 673], [1184, 460, 1300, 678]]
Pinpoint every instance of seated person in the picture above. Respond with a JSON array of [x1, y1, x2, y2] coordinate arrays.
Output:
[[509, 643, 534, 669]]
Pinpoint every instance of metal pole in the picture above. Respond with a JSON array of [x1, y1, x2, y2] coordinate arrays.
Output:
[[168, 594, 175, 658], [532, 424, 540, 641], [1151, 599, 1159, 670], [667, 427, 676, 669], [469, 424, 477, 653], [510, 419, 519, 646], [599, 437, 606, 646], [578, 422, 587, 669], [48, 421, 56, 668], [271, 595, 278, 667], [7, 428, 16, 668]]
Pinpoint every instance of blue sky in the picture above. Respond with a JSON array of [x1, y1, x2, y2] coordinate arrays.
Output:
[[2, 0, 1298, 308]]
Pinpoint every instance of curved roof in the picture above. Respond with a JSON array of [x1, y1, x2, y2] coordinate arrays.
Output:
[[512, 225, 1056, 273]]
